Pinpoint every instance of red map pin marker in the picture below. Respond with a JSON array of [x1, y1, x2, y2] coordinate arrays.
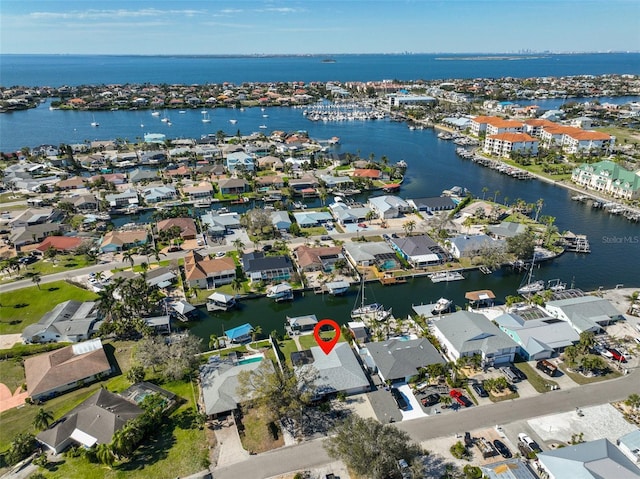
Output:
[[313, 319, 341, 355]]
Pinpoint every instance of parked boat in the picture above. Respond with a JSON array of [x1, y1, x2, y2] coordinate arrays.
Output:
[[266, 282, 294, 302], [517, 257, 544, 295], [428, 271, 465, 283], [351, 275, 391, 321], [202, 112, 211, 123], [206, 292, 237, 311], [259, 124, 268, 129], [547, 278, 567, 292], [432, 297, 453, 314], [90, 115, 99, 127], [229, 119, 238, 124]]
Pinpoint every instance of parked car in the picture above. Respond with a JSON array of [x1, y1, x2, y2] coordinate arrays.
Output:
[[391, 388, 409, 410], [493, 439, 512, 458], [215, 251, 226, 257], [607, 348, 626, 362], [536, 359, 558, 377], [510, 365, 527, 381], [320, 235, 331, 241], [449, 389, 472, 407], [500, 366, 520, 383], [421, 394, 440, 407], [518, 433, 542, 453], [357, 223, 367, 228], [464, 432, 473, 447], [600, 349, 614, 359], [262, 244, 273, 252], [472, 382, 488, 398]]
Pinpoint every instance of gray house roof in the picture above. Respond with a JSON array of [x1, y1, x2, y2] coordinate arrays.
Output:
[[22, 300, 99, 343], [545, 296, 624, 333], [434, 311, 517, 357], [343, 242, 396, 264], [363, 338, 444, 382], [480, 459, 537, 479], [37, 389, 142, 453], [495, 313, 580, 356], [200, 356, 271, 416], [537, 438, 640, 479], [295, 343, 369, 396]]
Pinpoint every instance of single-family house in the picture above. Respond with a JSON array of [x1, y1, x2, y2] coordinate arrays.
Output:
[[487, 222, 528, 239], [287, 314, 318, 332], [407, 197, 456, 213], [292, 211, 333, 228], [448, 234, 505, 259], [481, 460, 537, 479], [104, 189, 139, 208], [329, 202, 372, 225], [8, 208, 61, 228], [292, 343, 370, 398], [367, 195, 411, 219], [257, 155, 284, 171], [241, 251, 293, 282], [183, 182, 214, 201], [22, 301, 100, 344], [361, 338, 444, 383], [343, 242, 400, 271], [9, 223, 64, 249], [157, 217, 197, 240], [200, 212, 241, 235], [617, 429, 640, 465], [431, 311, 518, 366], [288, 176, 319, 192], [218, 178, 249, 195], [495, 311, 580, 360], [35, 236, 84, 253], [544, 296, 625, 333], [294, 245, 344, 272], [225, 151, 255, 172], [319, 175, 354, 189], [352, 169, 383, 180], [183, 250, 236, 289], [36, 389, 142, 454], [71, 194, 99, 212], [25, 339, 113, 401], [165, 165, 191, 179], [56, 176, 87, 190], [129, 168, 159, 183], [99, 229, 148, 253], [271, 211, 292, 231], [142, 185, 177, 203], [256, 175, 286, 190], [388, 234, 447, 267]]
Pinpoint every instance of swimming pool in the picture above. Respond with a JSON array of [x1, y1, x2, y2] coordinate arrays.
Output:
[[238, 355, 264, 365]]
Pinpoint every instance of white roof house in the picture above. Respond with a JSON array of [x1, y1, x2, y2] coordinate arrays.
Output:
[[431, 311, 518, 366], [367, 195, 411, 219], [544, 296, 625, 333]]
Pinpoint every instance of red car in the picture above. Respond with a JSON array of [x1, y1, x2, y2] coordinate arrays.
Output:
[[607, 348, 626, 362], [357, 223, 367, 228]]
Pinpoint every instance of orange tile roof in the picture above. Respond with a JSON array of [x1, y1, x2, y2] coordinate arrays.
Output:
[[564, 130, 611, 141], [524, 119, 556, 127], [471, 115, 501, 124], [352, 169, 382, 179], [295, 245, 343, 269], [488, 132, 537, 142], [486, 118, 524, 128], [184, 251, 235, 282], [36, 236, 83, 252]]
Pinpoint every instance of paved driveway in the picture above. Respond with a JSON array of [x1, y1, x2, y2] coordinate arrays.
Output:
[[366, 387, 402, 423], [397, 383, 428, 421]]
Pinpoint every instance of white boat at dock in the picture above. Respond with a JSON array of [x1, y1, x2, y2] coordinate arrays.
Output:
[[351, 276, 391, 321], [517, 257, 545, 295], [432, 297, 452, 314], [428, 271, 465, 283], [266, 282, 294, 302], [206, 292, 237, 312], [325, 280, 350, 296]]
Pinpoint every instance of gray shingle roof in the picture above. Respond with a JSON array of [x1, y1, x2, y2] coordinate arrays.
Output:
[[300, 343, 369, 395], [363, 338, 444, 381]]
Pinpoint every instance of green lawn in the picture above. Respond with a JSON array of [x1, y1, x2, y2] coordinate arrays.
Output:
[[271, 338, 299, 366], [239, 406, 283, 454], [300, 226, 328, 236], [513, 361, 558, 393], [0, 281, 99, 334], [596, 126, 640, 145], [297, 332, 346, 350], [22, 255, 94, 276], [0, 359, 25, 392], [558, 363, 622, 385]]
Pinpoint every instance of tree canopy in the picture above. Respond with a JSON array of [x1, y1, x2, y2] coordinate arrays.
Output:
[[324, 416, 425, 479]]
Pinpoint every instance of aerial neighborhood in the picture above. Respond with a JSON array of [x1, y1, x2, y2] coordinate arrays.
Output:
[[1, 72, 640, 479]]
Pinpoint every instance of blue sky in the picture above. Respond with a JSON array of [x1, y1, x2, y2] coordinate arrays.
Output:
[[1, 0, 639, 55]]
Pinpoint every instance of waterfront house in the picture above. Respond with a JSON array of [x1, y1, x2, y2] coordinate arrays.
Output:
[[200, 355, 271, 417], [144, 266, 177, 289], [361, 338, 444, 383], [289, 176, 319, 193], [22, 300, 100, 344], [343, 242, 400, 271], [55, 176, 87, 190], [156, 217, 197, 240], [184, 250, 236, 289], [8, 208, 61, 228], [182, 182, 214, 201], [257, 155, 284, 171], [287, 314, 318, 333], [431, 311, 518, 366], [292, 343, 370, 398], [329, 202, 372, 225], [407, 196, 456, 213], [388, 234, 447, 267], [319, 174, 354, 189], [448, 234, 504, 259], [71, 194, 99, 212], [537, 439, 640, 479], [294, 245, 344, 272], [483, 132, 539, 158], [25, 339, 113, 401], [90, 173, 126, 186], [256, 175, 286, 190], [217, 178, 249, 195], [165, 165, 191, 179], [10, 223, 64, 249], [352, 169, 384, 181], [99, 229, 148, 253], [271, 211, 292, 231], [35, 235, 84, 253], [292, 211, 332, 228], [486, 221, 528, 240], [241, 251, 293, 282], [367, 195, 412, 219], [571, 160, 640, 200], [225, 151, 255, 172], [105, 188, 139, 208], [142, 185, 177, 203], [544, 295, 624, 333], [200, 212, 241, 235], [37, 389, 142, 454], [129, 168, 159, 183]]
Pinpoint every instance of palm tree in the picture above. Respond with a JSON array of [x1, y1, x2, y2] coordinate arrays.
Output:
[[625, 393, 640, 410], [251, 325, 262, 344], [122, 250, 136, 269], [30, 272, 42, 290], [96, 443, 116, 467], [232, 238, 245, 254], [33, 408, 54, 430], [402, 220, 416, 237], [481, 186, 489, 200], [231, 277, 243, 295], [493, 190, 500, 204], [209, 334, 220, 350]]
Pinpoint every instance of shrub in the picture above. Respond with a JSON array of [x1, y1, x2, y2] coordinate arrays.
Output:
[[450, 441, 469, 460]]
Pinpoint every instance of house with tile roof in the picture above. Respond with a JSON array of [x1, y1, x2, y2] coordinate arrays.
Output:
[[431, 311, 518, 366], [35, 235, 84, 253], [99, 229, 148, 253], [25, 339, 113, 401], [55, 176, 87, 190], [182, 182, 214, 201], [183, 250, 236, 289], [294, 245, 344, 272], [157, 217, 197, 240], [361, 338, 444, 383], [71, 193, 99, 212], [483, 132, 539, 158], [292, 343, 370, 398], [37, 389, 142, 454]]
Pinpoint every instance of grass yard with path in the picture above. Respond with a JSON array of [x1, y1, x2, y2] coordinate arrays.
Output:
[[239, 406, 284, 454], [297, 332, 347, 350], [513, 361, 558, 393], [558, 363, 622, 385], [0, 359, 25, 393], [0, 281, 99, 334]]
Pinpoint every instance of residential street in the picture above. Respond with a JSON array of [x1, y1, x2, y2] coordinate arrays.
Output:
[[212, 368, 640, 479]]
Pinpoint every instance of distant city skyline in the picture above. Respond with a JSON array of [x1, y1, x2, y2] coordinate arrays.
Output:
[[1, 0, 639, 55]]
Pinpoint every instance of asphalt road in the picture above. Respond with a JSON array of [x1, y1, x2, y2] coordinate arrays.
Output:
[[212, 368, 640, 479]]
